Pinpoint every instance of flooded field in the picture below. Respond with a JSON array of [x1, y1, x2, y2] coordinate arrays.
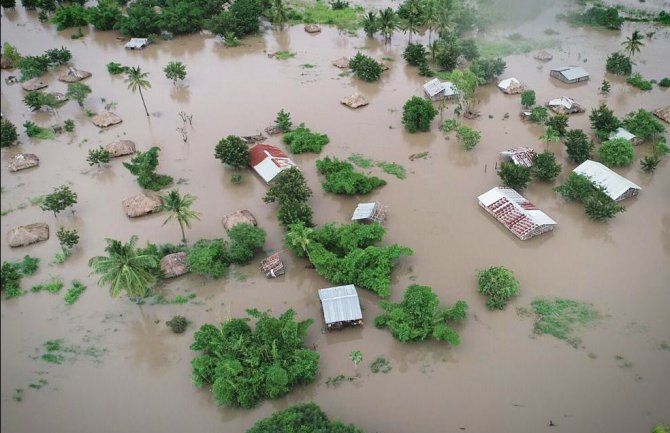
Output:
[[1, 1, 669, 432]]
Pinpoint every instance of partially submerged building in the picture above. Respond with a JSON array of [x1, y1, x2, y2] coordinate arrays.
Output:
[[478, 187, 557, 240], [609, 127, 641, 145], [351, 202, 388, 224], [497, 77, 524, 94], [546, 96, 584, 114], [500, 147, 536, 168], [248, 143, 296, 183], [573, 160, 641, 201], [318, 285, 363, 330], [125, 38, 149, 50], [653, 106, 669, 124], [550, 66, 589, 84], [423, 78, 457, 101]]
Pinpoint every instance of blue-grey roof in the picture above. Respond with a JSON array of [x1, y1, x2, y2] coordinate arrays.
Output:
[[552, 66, 589, 80], [318, 285, 362, 324], [352, 203, 376, 220]]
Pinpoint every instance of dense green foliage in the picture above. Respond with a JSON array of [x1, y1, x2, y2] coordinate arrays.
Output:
[[23, 91, 61, 112], [282, 125, 330, 154], [605, 52, 632, 75], [554, 173, 599, 201], [626, 72, 653, 90], [164, 61, 187, 84], [553, 173, 625, 221], [214, 135, 250, 168], [640, 155, 661, 173], [187, 239, 230, 278], [520, 90, 535, 108], [529, 106, 549, 123], [622, 109, 665, 141], [1, 261, 26, 299], [56, 227, 79, 250], [564, 129, 593, 163], [1, 0, 16, 8], [88, 0, 122, 30], [51, 4, 88, 30], [87, 147, 112, 167], [455, 125, 480, 150], [285, 222, 412, 297], [498, 162, 531, 190], [23, 121, 55, 139], [584, 193, 625, 220], [567, 6, 623, 29], [599, 137, 634, 167], [115, 0, 161, 36], [123, 147, 173, 191], [349, 52, 383, 82], [246, 403, 364, 433], [207, 0, 263, 37], [531, 298, 601, 348], [106, 62, 129, 75], [228, 223, 266, 265], [40, 184, 78, 217], [275, 109, 292, 132], [316, 157, 386, 195], [66, 82, 92, 108], [469, 57, 506, 83], [545, 114, 569, 137], [375, 284, 467, 344], [531, 151, 561, 182], [402, 96, 437, 133], [64, 119, 75, 132], [589, 104, 621, 140], [166, 315, 189, 333], [402, 43, 426, 66], [659, 78, 670, 88], [190, 309, 319, 408], [264, 167, 313, 227], [477, 266, 520, 310], [1, 43, 21, 68], [0, 119, 19, 148], [64, 280, 86, 305]]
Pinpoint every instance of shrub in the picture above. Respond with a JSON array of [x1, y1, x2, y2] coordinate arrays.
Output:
[[264, 167, 313, 227], [553, 173, 598, 201], [88, 0, 122, 30], [455, 126, 480, 150], [622, 109, 665, 141], [584, 193, 625, 220], [659, 78, 670, 87], [87, 147, 111, 167], [626, 72, 653, 91], [498, 162, 531, 190], [1, 118, 18, 148], [187, 239, 230, 278], [402, 96, 437, 133], [599, 137, 634, 167], [545, 114, 569, 137], [374, 284, 467, 344], [531, 151, 561, 181], [66, 82, 92, 108], [521, 90, 535, 108], [23, 91, 61, 112], [16, 255, 40, 276], [228, 223, 266, 265], [402, 43, 426, 66], [206, 0, 263, 37], [590, 104, 620, 139], [214, 135, 249, 168], [477, 266, 520, 310], [349, 52, 383, 82], [442, 118, 459, 132], [433, 35, 461, 71], [469, 57, 506, 83], [1, 262, 23, 299], [40, 184, 78, 217], [564, 129, 593, 163], [460, 38, 479, 61], [56, 227, 79, 250], [640, 155, 661, 173], [23, 121, 54, 139], [282, 125, 330, 154], [247, 403, 364, 433], [190, 309, 319, 408], [122, 147, 174, 191], [1, 43, 21, 68], [275, 109, 292, 132], [18, 54, 50, 81], [316, 157, 386, 195], [64, 280, 86, 305], [529, 106, 549, 123], [64, 119, 75, 132], [115, 2, 161, 37], [43, 47, 71, 66], [51, 4, 88, 30], [605, 52, 632, 75], [166, 315, 188, 333], [106, 62, 129, 75], [418, 61, 434, 77]]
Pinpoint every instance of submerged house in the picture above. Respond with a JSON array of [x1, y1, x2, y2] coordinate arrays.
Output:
[[500, 147, 536, 168], [573, 160, 641, 201], [550, 66, 589, 84], [351, 202, 388, 224], [318, 285, 363, 330], [546, 96, 584, 114], [478, 187, 557, 240], [423, 78, 457, 101], [497, 77, 524, 94], [248, 143, 296, 183], [125, 38, 149, 50], [609, 127, 641, 145]]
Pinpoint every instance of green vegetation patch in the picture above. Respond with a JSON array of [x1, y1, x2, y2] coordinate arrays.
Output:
[[275, 50, 296, 60], [476, 35, 557, 58], [64, 280, 86, 305], [316, 157, 386, 195], [290, 1, 364, 32], [247, 402, 366, 433], [531, 297, 602, 348], [370, 356, 392, 373], [348, 153, 374, 168], [325, 374, 357, 387], [626, 72, 653, 91], [152, 292, 196, 305], [377, 161, 406, 179]]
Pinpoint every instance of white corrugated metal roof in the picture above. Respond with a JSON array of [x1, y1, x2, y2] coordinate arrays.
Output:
[[125, 38, 148, 49], [478, 187, 557, 226], [351, 203, 376, 220], [318, 285, 362, 324], [573, 160, 641, 201], [551, 66, 589, 81], [548, 96, 576, 110], [610, 127, 637, 141], [423, 79, 457, 97], [498, 77, 520, 90], [500, 147, 536, 168], [251, 150, 296, 183]]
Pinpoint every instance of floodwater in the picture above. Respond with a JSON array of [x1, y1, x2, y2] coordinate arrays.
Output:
[[1, 1, 669, 432]]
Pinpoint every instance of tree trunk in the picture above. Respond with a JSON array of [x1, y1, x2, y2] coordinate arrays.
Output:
[[138, 86, 149, 117], [179, 220, 186, 244]]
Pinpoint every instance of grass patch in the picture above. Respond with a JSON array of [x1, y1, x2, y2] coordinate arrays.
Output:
[[300, 63, 316, 69], [152, 292, 196, 305], [626, 72, 653, 91], [531, 298, 601, 348], [275, 50, 296, 60], [476, 36, 558, 58], [370, 356, 392, 373], [348, 153, 374, 168], [29, 195, 46, 206], [377, 161, 407, 179], [64, 280, 86, 305], [290, 1, 364, 32], [325, 374, 357, 387], [13, 389, 24, 402], [28, 379, 48, 390], [31, 278, 65, 293], [41, 353, 64, 364]]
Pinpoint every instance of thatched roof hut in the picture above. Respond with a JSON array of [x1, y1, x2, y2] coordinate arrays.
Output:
[[105, 140, 136, 157], [654, 106, 670, 124], [7, 223, 49, 247], [122, 193, 163, 218], [304, 24, 321, 33], [92, 112, 122, 128], [57, 67, 92, 83], [8, 153, 39, 172], [340, 92, 369, 109], [21, 78, 48, 91], [222, 210, 257, 232], [333, 57, 350, 69], [534, 50, 553, 61], [242, 134, 266, 144], [160, 252, 189, 278]]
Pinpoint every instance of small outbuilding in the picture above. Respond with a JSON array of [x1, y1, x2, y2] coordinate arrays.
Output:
[[478, 187, 557, 240], [318, 284, 363, 330], [497, 77, 524, 94], [160, 252, 189, 278], [222, 209, 257, 232], [21, 78, 48, 91], [125, 38, 149, 50], [533, 50, 553, 61], [260, 252, 285, 278], [57, 67, 91, 83], [500, 147, 536, 168], [573, 160, 641, 201], [351, 202, 388, 224], [8, 153, 40, 172], [423, 78, 457, 101], [550, 66, 589, 84], [249, 143, 297, 183], [7, 223, 49, 248], [304, 24, 321, 33], [609, 127, 641, 145], [546, 96, 584, 114]]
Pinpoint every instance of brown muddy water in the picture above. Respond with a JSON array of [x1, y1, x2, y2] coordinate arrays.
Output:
[[1, 1, 669, 432]]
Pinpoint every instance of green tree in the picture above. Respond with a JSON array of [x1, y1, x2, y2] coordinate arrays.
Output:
[[187, 239, 230, 278], [605, 52, 632, 75], [316, 157, 386, 195], [283, 125, 330, 154], [469, 57, 506, 83], [125, 66, 151, 117], [589, 104, 620, 140], [554, 173, 598, 201], [477, 266, 520, 310], [275, 109, 292, 132], [56, 227, 79, 250], [40, 184, 78, 217], [545, 114, 569, 137], [163, 61, 187, 85], [584, 194, 625, 221], [1, 0, 16, 8], [539, 126, 561, 149], [87, 146, 112, 167], [264, 167, 313, 227], [564, 129, 593, 163], [160, 0, 204, 34], [622, 29, 644, 58], [362, 11, 377, 37], [599, 137, 634, 167], [228, 223, 266, 265], [402, 96, 438, 133], [247, 403, 365, 433], [51, 4, 88, 30], [114, 1, 161, 37], [529, 106, 549, 123], [420, 0, 439, 44], [349, 350, 363, 372], [271, 0, 288, 26], [88, 0, 122, 30], [498, 162, 531, 190], [88, 236, 159, 301], [402, 43, 427, 66], [66, 82, 92, 108], [456, 125, 480, 150], [123, 147, 173, 191], [1, 118, 19, 148], [640, 155, 661, 173], [622, 109, 665, 141], [23, 91, 61, 113], [531, 151, 561, 182], [160, 189, 201, 244], [521, 90, 535, 108], [433, 34, 461, 71], [285, 223, 314, 260], [214, 135, 249, 168], [349, 52, 383, 82], [600, 80, 611, 94], [444, 67, 480, 116], [1, 43, 21, 68], [377, 7, 399, 43], [397, 0, 423, 43]]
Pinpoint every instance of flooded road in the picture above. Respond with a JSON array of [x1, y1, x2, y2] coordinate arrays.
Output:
[[1, 1, 669, 432]]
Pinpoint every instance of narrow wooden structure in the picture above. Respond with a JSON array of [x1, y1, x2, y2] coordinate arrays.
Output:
[[260, 252, 285, 278]]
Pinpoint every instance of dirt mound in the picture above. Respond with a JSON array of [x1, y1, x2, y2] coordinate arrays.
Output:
[[534, 50, 553, 61], [7, 223, 49, 248], [304, 24, 321, 33], [105, 140, 136, 157], [333, 57, 350, 69], [21, 78, 48, 91], [222, 210, 257, 232], [122, 193, 162, 217], [340, 92, 369, 109], [57, 67, 92, 83], [8, 153, 39, 172], [160, 252, 189, 278], [92, 112, 122, 128]]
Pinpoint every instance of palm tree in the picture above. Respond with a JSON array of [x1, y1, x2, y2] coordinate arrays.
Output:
[[540, 126, 560, 150], [125, 66, 151, 117], [272, 0, 287, 27], [160, 189, 201, 244], [362, 11, 377, 38], [398, 0, 423, 44], [285, 223, 314, 260], [429, 40, 439, 63], [377, 8, 400, 44], [622, 30, 644, 57], [88, 236, 158, 302], [435, 0, 455, 39], [421, 0, 439, 45]]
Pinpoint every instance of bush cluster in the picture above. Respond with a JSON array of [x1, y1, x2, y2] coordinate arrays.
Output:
[[282, 125, 330, 154], [316, 157, 386, 195], [349, 52, 383, 82], [554, 173, 625, 221]]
